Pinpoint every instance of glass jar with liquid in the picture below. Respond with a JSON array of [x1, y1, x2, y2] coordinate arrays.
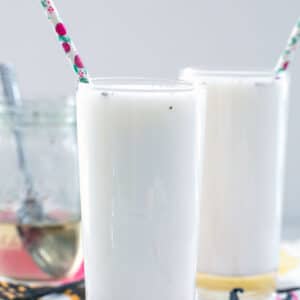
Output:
[[0, 97, 82, 282]]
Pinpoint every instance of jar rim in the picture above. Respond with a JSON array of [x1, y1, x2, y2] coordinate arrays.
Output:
[[0, 96, 76, 127]]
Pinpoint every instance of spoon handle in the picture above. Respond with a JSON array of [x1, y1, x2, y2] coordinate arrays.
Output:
[[0, 64, 34, 195]]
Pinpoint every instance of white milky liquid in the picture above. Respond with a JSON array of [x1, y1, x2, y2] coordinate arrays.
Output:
[[182, 71, 289, 276], [76, 81, 206, 300]]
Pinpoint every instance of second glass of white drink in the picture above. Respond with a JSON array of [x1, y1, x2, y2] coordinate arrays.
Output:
[[76, 78, 207, 300], [181, 69, 290, 300]]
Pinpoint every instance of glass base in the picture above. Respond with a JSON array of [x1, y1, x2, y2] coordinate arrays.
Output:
[[196, 272, 276, 300], [197, 288, 274, 300]]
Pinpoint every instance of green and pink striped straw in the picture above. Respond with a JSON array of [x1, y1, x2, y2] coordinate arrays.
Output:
[[275, 17, 300, 78], [39, 0, 299, 81], [40, 0, 90, 83]]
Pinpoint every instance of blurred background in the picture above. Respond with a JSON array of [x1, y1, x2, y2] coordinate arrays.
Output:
[[0, 0, 300, 230]]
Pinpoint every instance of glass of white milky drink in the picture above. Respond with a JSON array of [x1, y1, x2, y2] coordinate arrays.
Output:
[[76, 78, 206, 300], [181, 69, 290, 300]]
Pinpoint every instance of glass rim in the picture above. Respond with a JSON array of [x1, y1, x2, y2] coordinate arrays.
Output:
[[79, 77, 197, 93], [180, 67, 286, 80]]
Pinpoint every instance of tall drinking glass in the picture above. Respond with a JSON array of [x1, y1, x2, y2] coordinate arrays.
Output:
[[181, 69, 289, 299], [76, 78, 206, 300]]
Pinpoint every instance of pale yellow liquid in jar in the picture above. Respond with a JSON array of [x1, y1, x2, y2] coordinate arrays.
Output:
[[0, 213, 81, 281]]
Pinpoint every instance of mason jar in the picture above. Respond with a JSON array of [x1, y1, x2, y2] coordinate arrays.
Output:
[[0, 97, 82, 281]]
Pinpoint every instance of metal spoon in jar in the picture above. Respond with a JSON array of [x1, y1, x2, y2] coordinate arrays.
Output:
[[0, 64, 75, 278]]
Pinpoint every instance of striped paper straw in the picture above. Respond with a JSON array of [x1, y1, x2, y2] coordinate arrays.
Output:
[[275, 17, 300, 78], [40, 0, 90, 83]]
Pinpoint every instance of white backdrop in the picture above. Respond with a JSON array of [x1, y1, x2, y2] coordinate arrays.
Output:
[[0, 0, 300, 230]]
